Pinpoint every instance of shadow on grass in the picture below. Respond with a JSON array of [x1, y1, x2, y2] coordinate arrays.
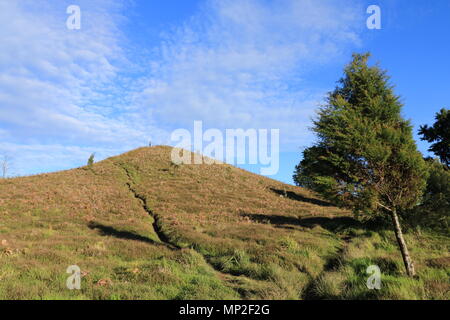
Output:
[[88, 222, 160, 246], [241, 213, 361, 232], [270, 188, 333, 207]]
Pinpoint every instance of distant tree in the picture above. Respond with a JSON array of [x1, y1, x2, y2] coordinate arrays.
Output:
[[419, 108, 450, 168], [1, 155, 11, 178], [293, 53, 428, 277], [403, 159, 450, 231], [87, 153, 95, 166]]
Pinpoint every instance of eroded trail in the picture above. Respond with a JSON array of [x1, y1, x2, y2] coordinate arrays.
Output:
[[116, 162, 178, 250], [115, 162, 250, 298], [126, 180, 179, 250]]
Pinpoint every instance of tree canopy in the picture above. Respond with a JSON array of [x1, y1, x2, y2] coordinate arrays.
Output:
[[419, 108, 450, 168], [294, 53, 429, 276], [404, 159, 450, 231], [294, 53, 428, 218]]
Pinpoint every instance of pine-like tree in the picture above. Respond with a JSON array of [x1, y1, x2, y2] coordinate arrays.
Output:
[[87, 153, 95, 166], [294, 53, 428, 277]]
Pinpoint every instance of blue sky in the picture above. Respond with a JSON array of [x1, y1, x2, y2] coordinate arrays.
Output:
[[0, 0, 449, 184]]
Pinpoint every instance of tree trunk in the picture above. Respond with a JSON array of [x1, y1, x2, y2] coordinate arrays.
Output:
[[391, 209, 416, 277]]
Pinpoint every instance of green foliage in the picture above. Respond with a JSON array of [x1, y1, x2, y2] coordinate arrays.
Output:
[[304, 228, 450, 300], [87, 153, 95, 166], [294, 53, 428, 219], [419, 108, 450, 168], [403, 159, 450, 231]]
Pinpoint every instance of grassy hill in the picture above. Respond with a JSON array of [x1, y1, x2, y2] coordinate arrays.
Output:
[[0, 146, 448, 300]]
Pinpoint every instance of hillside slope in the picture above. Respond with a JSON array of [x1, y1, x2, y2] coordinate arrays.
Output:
[[0, 146, 448, 299]]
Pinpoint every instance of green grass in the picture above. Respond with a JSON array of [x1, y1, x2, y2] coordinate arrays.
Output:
[[304, 229, 449, 300], [0, 146, 448, 300]]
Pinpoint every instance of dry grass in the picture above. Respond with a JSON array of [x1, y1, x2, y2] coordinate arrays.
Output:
[[0, 146, 448, 299]]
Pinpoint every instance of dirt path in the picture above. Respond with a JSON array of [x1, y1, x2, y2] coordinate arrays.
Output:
[[125, 180, 180, 250], [115, 162, 251, 298], [116, 162, 178, 250]]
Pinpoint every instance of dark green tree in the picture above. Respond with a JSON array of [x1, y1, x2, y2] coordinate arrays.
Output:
[[404, 159, 450, 231], [294, 53, 428, 277], [87, 153, 95, 166], [419, 108, 450, 168]]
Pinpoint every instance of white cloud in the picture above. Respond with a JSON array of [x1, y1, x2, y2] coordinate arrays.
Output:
[[0, 0, 162, 148], [0, 0, 364, 175], [141, 0, 364, 149], [0, 0, 169, 174]]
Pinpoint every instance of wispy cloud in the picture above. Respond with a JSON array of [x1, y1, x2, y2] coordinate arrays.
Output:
[[142, 0, 363, 146], [0, 0, 364, 175], [0, 0, 165, 173]]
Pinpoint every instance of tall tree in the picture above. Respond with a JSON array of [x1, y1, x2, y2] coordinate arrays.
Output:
[[294, 53, 428, 277], [419, 108, 450, 168]]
